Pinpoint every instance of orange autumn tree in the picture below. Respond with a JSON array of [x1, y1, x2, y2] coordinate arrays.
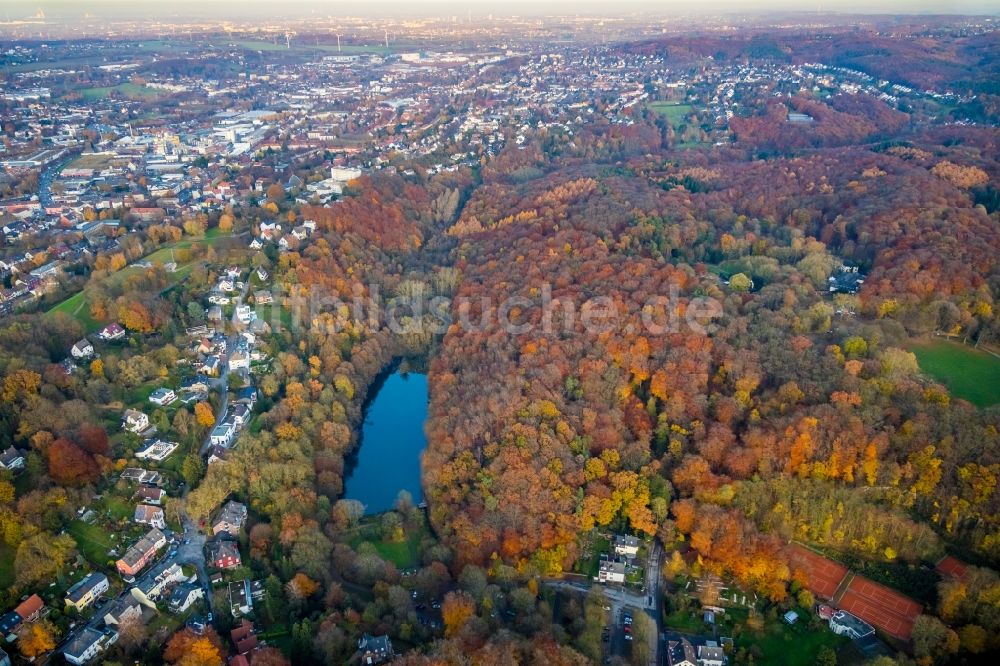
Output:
[[441, 590, 476, 637], [286, 572, 320, 601], [163, 627, 225, 666]]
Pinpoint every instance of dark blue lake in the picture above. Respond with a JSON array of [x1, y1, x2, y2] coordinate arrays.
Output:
[[343, 371, 428, 514]]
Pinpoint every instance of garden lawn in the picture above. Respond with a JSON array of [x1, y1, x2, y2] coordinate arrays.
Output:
[[574, 534, 610, 578], [910, 340, 1000, 407], [101, 495, 135, 521], [349, 516, 430, 569], [662, 608, 706, 634], [736, 615, 848, 666], [68, 520, 115, 566]]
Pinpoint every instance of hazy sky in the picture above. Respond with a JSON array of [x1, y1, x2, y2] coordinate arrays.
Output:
[[4, 0, 999, 19]]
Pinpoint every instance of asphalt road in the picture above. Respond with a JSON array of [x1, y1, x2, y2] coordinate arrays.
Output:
[[197, 276, 251, 457]]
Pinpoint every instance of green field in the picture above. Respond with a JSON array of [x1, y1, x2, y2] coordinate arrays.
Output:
[[47, 290, 100, 331], [910, 340, 1000, 407], [648, 102, 694, 128], [79, 82, 164, 101], [574, 534, 611, 578]]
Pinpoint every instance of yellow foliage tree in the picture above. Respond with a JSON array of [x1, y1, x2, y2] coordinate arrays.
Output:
[[194, 402, 215, 428], [17, 619, 56, 658], [2, 369, 41, 402]]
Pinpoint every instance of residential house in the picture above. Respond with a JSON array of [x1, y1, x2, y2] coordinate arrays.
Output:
[[133, 561, 185, 605], [256, 268, 268, 281], [206, 445, 230, 466], [0, 647, 10, 666], [0, 446, 25, 472], [103, 594, 143, 626], [230, 349, 250, 369], [98, 323, 126, 341], [207, 538, 241, 570], [229, 579, 266, 617], [71, 338, 94, 359], [122, 409, 150, 434], [63, 627, 118, 665], [135, 486, 164, 505], [29, 260, 63, 280], [0, 611, 20, 637], [231, 619, 259, 655], [231, 404, 251, 428], [253, 289, 272, 305], [0, 594, 44, 637], [201, 355, 222, 376], [148, 388, 177, 406], [598, 559, 626, 584], [358, 633, 394, 665], [828, 266, 866, 294], [613, 535, 640, 558], [829, 610, 875, 640], [120, 468, 162, 485], [65, 572, 110, 612], [134, 504, 166, 530], [212, 500, 248, 536], [180, 375, 210, 393], [665, 638, 697, 666], [210, 421, 236, 448], [237, 387, 258, 408], [14, 594, 44, 623], [135, 439, 178, 462], [116, 528, 167, 578], [169, 583, 204, 614], [697, 642, 726, 666]]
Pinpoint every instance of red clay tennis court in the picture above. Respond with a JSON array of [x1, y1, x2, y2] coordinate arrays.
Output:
[[936, 555, 967, 580], [786, 543, 849, 599], [837, 575, 922, 641]]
